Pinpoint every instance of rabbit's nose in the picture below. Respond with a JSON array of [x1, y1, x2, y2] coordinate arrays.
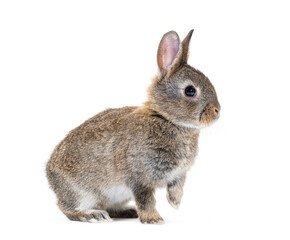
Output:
[[213, 104, 220, 118], [210, 98, 220, 114], [214, 107, 219, 114], [212, 103, 221, 119], [201, 102, 220, 124]]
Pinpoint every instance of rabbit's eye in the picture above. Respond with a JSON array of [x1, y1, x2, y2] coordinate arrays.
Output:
[[185, 85, 197, 97]]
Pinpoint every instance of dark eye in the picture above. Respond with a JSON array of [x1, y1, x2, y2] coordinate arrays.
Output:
[[185, 85, 197, 97]]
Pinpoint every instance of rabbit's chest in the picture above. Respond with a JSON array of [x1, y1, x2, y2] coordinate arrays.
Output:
[[141, 127, 199, 185], [148, 144, 197, 185]]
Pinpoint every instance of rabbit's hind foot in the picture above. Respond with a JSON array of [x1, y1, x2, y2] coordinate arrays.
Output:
[[64, 209, 113, 223]]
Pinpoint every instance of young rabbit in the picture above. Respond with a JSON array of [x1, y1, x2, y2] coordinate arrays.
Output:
[[46, 29, 220, 224]]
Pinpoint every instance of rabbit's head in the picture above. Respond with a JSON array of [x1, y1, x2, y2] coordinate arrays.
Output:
[[147, 30, 220, 129]]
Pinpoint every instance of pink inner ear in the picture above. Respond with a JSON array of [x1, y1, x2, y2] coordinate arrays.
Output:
[[163, 37, 180, 69]]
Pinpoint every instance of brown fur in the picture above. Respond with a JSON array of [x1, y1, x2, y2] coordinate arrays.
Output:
[[46, 30, 220, 224], [166, 175, 186, 209]]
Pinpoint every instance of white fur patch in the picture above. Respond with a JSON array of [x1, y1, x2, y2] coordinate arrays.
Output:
[[71, 183, 97, 211], [105, 185, 134, 207], [167, 167, 187, 183], [173, 121, 201, 129], [88, 218, 113, 223], [76, 192, 96, 211], [172, 119, 218, 130]]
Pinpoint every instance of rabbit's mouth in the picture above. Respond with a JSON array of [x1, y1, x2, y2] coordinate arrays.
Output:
[[198, 118, 219, 129]]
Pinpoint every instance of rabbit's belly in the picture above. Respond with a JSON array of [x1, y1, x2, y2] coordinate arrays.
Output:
[[105, 184, 134, 207]]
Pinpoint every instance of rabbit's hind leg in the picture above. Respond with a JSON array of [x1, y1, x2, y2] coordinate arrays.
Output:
[[58, 189, 113, 223], [47, 169, 112, 223], [57, 194, 113, 223], [57, 193, 112, 223]]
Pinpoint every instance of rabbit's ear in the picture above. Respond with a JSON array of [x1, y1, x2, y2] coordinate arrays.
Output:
[[157, 30, 194, 75], [181, 29, 194, 63], [157, 31, 180, 71]]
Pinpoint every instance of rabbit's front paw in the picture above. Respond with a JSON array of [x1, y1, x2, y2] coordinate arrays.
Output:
[[139, 211, 164, 224], [166, 176, 185, 209], [166, 192, 181, 209]]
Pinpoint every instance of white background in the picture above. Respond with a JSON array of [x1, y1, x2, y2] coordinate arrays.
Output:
[[1, 0, 289, 239]]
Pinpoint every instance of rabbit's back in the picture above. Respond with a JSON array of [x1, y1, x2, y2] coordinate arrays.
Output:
[[47, 107, 138, 190]]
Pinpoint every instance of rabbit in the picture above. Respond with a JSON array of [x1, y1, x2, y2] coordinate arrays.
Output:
[[46, 29, 220, 224]]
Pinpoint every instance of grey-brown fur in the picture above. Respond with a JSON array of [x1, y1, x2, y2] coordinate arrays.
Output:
[[46, 29, 220, 224]]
